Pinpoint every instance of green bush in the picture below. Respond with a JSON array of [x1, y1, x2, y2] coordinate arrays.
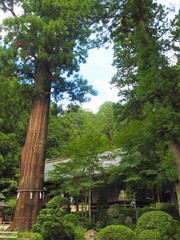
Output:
[[19, 232, 43, 240], [35, 219, 76, 240], [46, 196, 70, 209], [173, 222, 180, 240], [63, 213, 80, 225], [33, 208, 76, 240], [155, 202, 179, 219], [135, 210, 176, 238], [138, 230, 162, 240], [107, 217, 123, 226], [33, 207, 87, 240], [97, 225, 136, 240], [74, 225, 87, 240]]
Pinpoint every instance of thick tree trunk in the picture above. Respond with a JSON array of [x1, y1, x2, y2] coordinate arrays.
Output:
[[9, 62, 51, 231]]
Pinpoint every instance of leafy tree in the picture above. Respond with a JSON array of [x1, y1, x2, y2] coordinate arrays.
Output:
[[48, 108, 112, 222], [0, 53, 31, 197], [96, 101, 116, 144], [47, 105, 94, 158], [0, 0, 101, 231], [103, 0, 180, 211]]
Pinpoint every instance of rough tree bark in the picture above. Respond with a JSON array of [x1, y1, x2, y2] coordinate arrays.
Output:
[[169, 143, 180, 217], [9, 62, 51, 231]]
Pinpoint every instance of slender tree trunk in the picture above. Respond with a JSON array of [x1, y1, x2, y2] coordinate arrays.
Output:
[[9, 62, 51, 231], [175, 181, 180, 217], [169, 143, 180, 217], [157, 188, 160, 203], [88, 187, 92, 222], [170, 184, 178, 210]]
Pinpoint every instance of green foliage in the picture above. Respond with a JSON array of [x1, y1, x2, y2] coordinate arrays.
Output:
[[124, 216, 133, 227], [135, 210, 176, 238], [63, 214, 80, 226], [33, 206, 87, 240], [33, 208, 73, 240], [105, 0, 180, 202], [173, 222, 180, 240], [47, 107, 114, 216], [107, 204, 120, 219], [96, 101, 116, 143], [138, 230, 162, 240], [97, 225, 136, 240], [19, 232, 43, 240], [105, 205, 136, 228], [171, 11, 180, 64], [46, 196, 70, 209], [73, 225, 87, 240], [1, 0, 99, 103], [47, 106, 113, 158], [4, 197, 17, 219], [0, 71, 31, 196], [155, 202, 179, 219]]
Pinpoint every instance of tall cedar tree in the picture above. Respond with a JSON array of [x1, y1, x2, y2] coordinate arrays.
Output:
[[0, 0, 100, 231], [108, 0, 180, 212]]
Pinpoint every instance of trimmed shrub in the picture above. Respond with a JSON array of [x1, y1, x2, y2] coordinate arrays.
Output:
[[33, 209, 76, 240], [74, 225, 87, 240], [33, 208, 87, 240], [63, 213, 80, 225], [138, 230, 161, 240], [135, 210, 176, 238], [173, 221, 180, 240], [46, 196, 70, 209], [97, 225, 136, 240]]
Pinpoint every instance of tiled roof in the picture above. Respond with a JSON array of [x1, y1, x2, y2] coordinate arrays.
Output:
[[0, 201, 9, 208], [45, 149, 122, 181]]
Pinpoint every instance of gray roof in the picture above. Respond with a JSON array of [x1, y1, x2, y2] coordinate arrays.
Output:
[[45, 149, 122, 181], [0, 201, 9, 208]]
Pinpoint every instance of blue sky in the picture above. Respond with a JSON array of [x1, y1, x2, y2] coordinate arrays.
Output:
[[80, 47, 118, 112]]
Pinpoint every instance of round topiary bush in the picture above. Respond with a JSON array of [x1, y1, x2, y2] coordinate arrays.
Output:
[[138, 230, 161, 240], [97, 225, 136, 240], [135, 210, 176, 238]]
